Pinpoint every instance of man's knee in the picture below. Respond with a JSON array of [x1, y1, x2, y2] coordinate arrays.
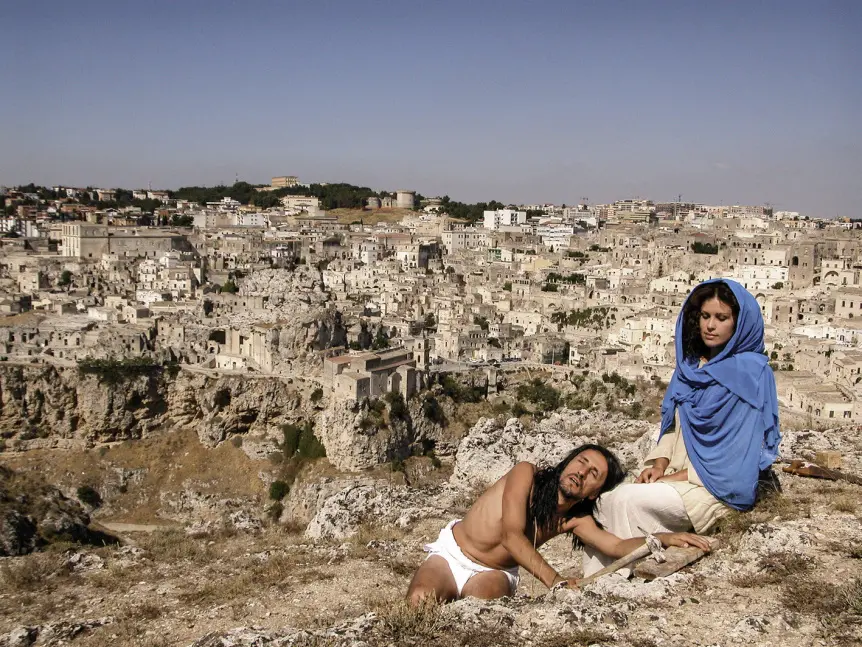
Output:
[[406, 585, 435, 607], [460, 571, 512, 600]]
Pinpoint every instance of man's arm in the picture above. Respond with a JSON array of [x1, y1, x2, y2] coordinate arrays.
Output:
[[566, 514, 712, 558], [500, 462, 567, 589]]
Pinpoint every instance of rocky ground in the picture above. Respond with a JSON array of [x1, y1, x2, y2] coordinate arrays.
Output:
[[1, 409, 860, 647]]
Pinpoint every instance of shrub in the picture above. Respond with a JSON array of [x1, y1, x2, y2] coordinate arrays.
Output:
[[441, 375, 484, 403], [516, 379, 561, 412], [77, 357, 169, 385], [310, 387, 324, 404], [511, 401, 528, 418], [281, 421, 326, 459], [269, 480, 289, 501], [384, 391, 407, 420], [422, 397, 445, 425], [267, 501, 284, 522], [77, 485, 102, 508]]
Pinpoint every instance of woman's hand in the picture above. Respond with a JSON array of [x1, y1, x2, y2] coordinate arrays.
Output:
[[656, 532, 712, 552], [636, 458, 669, 483]]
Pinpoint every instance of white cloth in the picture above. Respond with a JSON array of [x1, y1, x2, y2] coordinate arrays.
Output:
[[424, 519, 520, 595], [582, 482, 692, 577]]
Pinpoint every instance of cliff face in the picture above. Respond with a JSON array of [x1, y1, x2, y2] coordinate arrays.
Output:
[[0, 364, 308, 450]]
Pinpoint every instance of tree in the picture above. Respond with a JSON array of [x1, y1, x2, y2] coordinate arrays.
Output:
[[58, 270, 72, 287], [221, 280, 238, 294], [691, 242, 718, 254], [502, 281, 512, 291], [424, 313, 436, 329], [372, 326, 390, 350], [772, 282, 784, 290], [171, 214, 194, 227]]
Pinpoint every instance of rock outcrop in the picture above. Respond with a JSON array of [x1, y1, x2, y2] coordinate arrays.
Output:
[[0, 364, 311, 450], [451, 409, 657, 487], [0, 466, 111, 556]]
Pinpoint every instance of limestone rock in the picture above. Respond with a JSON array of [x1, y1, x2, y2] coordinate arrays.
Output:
[[0, 466, 98, 556], [317, 399, 412, 471], [737, 522, 812, 557], [451, 409, 659, 487], [159, 485, 262, 532]]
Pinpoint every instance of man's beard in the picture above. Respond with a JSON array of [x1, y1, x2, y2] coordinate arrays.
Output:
[[558, 474, 583, 502]]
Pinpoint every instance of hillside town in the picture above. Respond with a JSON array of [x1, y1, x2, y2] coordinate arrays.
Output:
[[1, 177, 860, 425]]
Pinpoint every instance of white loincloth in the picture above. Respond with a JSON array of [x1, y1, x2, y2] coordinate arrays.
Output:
[[582, 482, 692, 578], [424, 519, 520, 595]]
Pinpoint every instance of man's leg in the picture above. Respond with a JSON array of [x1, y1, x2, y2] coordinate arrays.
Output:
[[406, 556, 459, 605], [460, 570, 513, 600]]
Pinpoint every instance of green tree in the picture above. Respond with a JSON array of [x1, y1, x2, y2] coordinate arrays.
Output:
[[221, 280, 238, 294], [58, 270, 72, 287], [691, 242, 719, 254]]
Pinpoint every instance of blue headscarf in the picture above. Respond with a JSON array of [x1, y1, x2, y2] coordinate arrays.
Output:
[[659, 279, 780, 510]]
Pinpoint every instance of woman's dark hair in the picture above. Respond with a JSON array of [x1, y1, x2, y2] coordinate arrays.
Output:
[[528, 444, 626, 548], [681, 281, 740, 360]]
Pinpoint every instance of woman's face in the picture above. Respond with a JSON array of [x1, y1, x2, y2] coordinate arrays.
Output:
[[699, 296, 735, 351]]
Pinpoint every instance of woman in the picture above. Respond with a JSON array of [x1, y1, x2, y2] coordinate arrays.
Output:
[[583, 279, 780, 577]]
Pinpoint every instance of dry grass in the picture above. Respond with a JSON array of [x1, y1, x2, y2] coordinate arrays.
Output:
[[729, 551, 813, 588], [714, 491, 811, 547], [0, 552, 70, 592], [781, 576, 862, 639], [136, 528, 217, 564], [833, 494, 858, 513], [74, 620, 174, 647]]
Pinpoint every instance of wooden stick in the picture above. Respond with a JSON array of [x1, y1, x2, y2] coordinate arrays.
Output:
[[634, 537, 720, 580], [577, 542, 652, 587]]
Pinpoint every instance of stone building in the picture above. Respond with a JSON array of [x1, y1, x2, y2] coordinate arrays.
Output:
[[323, 348, 420, 401]]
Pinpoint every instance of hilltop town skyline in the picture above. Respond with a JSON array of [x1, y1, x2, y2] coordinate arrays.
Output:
[[3, 1, 859, 218]]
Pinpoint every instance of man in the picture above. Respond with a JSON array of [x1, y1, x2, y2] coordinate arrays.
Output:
[[406, 444, 711, 603]]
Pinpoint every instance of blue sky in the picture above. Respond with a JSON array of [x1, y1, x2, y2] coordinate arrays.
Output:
[[2, 0, 859, 216]]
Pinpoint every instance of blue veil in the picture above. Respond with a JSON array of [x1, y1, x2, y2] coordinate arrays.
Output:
[[659, 279, 780, 510]]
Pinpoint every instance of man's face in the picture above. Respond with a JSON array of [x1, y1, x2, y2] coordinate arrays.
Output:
[[558, 449, 609, 502]]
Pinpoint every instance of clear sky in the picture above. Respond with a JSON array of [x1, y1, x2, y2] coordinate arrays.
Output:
[[2, 0, 860, 217]]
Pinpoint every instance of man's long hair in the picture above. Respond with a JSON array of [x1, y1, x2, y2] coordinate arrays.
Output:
[[528, 444, 626, 547]]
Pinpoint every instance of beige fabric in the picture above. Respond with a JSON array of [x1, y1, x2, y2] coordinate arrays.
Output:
[[643, 418, 730, 533], [583, 482, 690, 577]]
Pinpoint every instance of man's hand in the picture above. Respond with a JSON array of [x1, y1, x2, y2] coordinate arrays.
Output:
[[636, 458, 669, 483], [656, 532, 712, 552], [550, 576, 579, 591]]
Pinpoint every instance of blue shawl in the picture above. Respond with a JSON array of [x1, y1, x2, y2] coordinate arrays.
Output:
[[659, 279, 780, 510]]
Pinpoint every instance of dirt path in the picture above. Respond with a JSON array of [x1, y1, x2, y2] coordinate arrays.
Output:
[[96, 521, 174, 533]]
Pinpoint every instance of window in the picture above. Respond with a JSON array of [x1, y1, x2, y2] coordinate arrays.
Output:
[[829, 411, 834, 418], [844, 411, 852, 419]]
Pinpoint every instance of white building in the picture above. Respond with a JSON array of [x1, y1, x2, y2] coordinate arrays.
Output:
[[483, 209, 526, 230], [722, 265, 788, 291], [535, 222, 575, 251], [441, 227, 489, 253], [281, 195, 320, 213]]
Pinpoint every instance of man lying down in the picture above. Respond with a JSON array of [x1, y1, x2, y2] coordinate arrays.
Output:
[[406, 444, 711, 604]]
